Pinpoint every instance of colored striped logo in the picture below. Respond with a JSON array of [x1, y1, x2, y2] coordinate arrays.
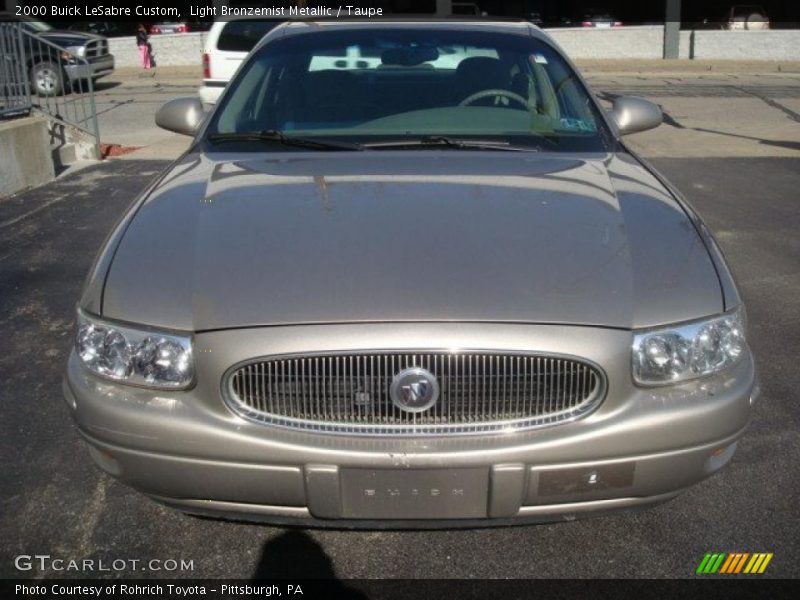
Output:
[[696, 552, 773, 574]]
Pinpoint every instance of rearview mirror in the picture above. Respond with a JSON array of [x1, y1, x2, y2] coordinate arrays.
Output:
[[155, 97, 205, 136], [608, 96, 662, 136]]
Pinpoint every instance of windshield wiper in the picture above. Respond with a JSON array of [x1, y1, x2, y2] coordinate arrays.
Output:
[[362, 136, 544, 152], [207, 132, 548, 152], [207, 130, 365, 151]]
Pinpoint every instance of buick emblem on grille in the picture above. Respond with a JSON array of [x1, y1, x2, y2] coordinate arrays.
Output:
[[390, 367, 440, 413]]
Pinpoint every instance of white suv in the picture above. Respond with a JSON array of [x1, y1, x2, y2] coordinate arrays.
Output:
[[199, 18, 284, 105]]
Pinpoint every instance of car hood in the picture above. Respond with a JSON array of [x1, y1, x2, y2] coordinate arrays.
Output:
[[39, 30, 105, 44], [102, 152, 722, 331]]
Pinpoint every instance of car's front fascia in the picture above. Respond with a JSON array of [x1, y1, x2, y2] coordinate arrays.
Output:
[[63, 21, 758, 526], [64, 314, 756, 526]]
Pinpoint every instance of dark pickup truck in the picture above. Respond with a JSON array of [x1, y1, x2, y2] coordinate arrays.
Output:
[[1, 13, 114, 96]]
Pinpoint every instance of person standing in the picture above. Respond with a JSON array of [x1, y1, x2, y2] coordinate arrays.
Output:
[[136, 24, 151, 70]]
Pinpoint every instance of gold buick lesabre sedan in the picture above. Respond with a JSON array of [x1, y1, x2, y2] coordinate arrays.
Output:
[[64, 19, 758, 527]]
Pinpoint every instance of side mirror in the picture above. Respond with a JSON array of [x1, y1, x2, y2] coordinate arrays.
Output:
[[608, 96, 662, 136], [155, 97, 205, 136]]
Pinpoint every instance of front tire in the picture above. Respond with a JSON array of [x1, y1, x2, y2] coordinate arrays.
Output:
[[31, 61, 65, 97]]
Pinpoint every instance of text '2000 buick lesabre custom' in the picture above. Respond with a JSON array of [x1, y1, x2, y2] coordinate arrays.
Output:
[[64, 20, 759, 526]]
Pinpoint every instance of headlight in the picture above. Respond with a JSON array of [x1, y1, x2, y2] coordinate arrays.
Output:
[[65, 45, 86, 58], [75, 311, 194, 389], [632, 308, 746, 386]]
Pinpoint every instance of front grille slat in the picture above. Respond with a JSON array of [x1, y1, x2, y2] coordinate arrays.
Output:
[[84, 40, 108, 58], [227, 351, 605, 436]]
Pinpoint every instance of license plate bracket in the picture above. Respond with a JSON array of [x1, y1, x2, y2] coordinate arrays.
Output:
[[340, 468, 489, 519]]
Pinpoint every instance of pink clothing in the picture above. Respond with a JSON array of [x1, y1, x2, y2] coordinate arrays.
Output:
[[138, 44, 151, 69]]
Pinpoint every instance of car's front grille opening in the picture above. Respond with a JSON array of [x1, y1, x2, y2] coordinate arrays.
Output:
[[225, 352, 605, 436], [84, 40, 107, 58]]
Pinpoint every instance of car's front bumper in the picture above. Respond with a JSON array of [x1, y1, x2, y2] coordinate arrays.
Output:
[[64, 322, 758, 526], [64, 55, 115, 82]]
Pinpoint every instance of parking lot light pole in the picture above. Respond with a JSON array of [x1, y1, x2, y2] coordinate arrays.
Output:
[[664, 0, 681, 59]]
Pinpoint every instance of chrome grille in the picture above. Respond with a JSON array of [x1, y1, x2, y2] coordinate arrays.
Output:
[[85, 40, 108, 58], [225, 352, 605, 436]]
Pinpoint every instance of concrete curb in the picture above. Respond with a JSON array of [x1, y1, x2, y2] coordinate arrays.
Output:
[[113, 65, 203, 79]]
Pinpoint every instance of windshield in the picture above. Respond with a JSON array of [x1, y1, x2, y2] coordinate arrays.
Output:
[[209, 27, 610, 152], [21, 18, 52, 33]]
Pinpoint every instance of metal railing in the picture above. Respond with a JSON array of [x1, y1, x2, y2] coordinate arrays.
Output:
[[0, 22, 31, 117], [0, 21, 99, 150]]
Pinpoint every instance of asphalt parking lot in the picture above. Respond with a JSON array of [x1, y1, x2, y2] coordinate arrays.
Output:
[[1, 65, 799, 580]]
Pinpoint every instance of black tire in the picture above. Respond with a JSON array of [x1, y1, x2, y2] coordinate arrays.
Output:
[[31, 60, 65, 97]]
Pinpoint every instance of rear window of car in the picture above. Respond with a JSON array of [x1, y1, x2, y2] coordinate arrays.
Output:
[[217, 20, 282, 52]]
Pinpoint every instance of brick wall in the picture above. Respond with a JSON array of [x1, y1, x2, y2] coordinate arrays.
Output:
[[106, 28, 800, 67], [688, 30, 800, 60], [546, 26, 666, 60], [109, 32, 206, 68]]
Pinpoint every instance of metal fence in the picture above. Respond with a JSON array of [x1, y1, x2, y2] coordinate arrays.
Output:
[[0, 21, 99, 149], [0, 22, 31, 117]]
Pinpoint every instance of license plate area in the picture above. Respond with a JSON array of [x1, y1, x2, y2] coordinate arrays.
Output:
[[340, 468, 489, 519]]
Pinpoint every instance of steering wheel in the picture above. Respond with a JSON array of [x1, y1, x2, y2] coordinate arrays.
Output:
[[459, 89, 530, 109]]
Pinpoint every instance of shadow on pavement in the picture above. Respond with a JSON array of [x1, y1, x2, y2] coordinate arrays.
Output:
[[690, 126, 800, 151], [93, 80, 122, 92], [251, 531, 367, 597]]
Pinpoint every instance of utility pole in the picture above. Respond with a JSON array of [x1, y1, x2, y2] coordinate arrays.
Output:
[[663, 0, 681, 59]]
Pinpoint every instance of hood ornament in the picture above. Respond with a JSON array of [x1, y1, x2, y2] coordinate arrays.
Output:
[[390, 367, 439, 413]]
